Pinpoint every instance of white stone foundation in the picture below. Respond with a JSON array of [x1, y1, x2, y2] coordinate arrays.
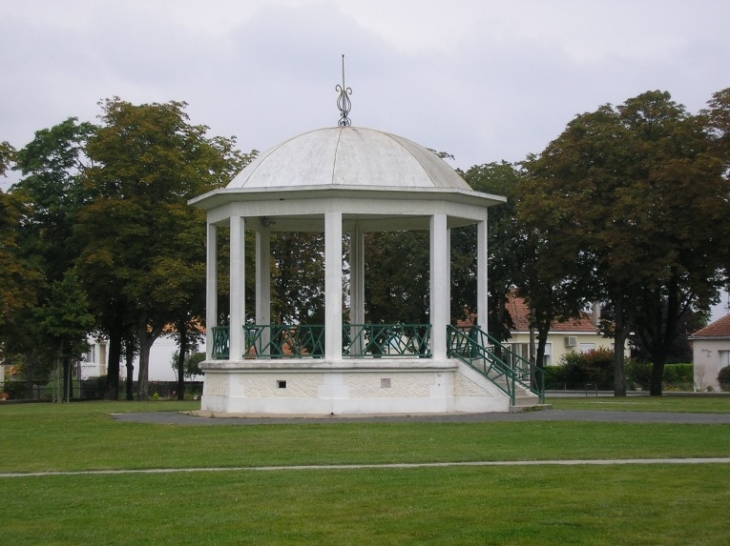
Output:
[[199, 359, 510, 415]]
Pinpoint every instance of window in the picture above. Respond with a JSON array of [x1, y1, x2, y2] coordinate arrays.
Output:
[[580, 343, 595, 354], [543, 343, 552, 366]]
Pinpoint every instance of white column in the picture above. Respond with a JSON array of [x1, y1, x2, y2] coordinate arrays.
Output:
[[349, 222, 365, 354], [255, 226, 271, 354], [430, 214, 449, 359], [229, 216, 245, 360], [325, 211, 343, 360], [206, 222, 217, 360], [477, 218, 488, 333]]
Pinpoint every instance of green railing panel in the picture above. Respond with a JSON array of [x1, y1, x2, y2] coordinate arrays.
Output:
[[211, 326, 230, 359], [210, 323, 433, 360], [447, 325, 545, 405], [344, 324, 431, 358], [245, 324, 325, 359]]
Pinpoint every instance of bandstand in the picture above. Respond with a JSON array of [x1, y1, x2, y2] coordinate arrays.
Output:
[[189, 87, 543, 415]]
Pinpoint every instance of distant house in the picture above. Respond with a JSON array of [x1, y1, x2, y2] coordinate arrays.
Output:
[[81, 330, 205, 383], [503, 295, 613, 365], [690, 315, 730, 391]]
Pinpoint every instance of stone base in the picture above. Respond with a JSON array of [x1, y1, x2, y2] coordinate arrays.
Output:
[[199, 358, 511, 415]]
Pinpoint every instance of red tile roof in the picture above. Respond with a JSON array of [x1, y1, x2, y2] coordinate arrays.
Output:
[[457, 295, 600, 334], [506, 295, 599, 333], [691, 315, 730, 338]]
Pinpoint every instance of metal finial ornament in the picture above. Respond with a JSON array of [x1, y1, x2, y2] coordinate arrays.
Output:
[[336, 54, 352, 126]]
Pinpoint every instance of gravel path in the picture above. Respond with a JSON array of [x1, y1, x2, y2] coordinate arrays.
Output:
[[2, 457, 730, 479]]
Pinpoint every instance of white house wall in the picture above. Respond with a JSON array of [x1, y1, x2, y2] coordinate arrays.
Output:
[[693, 338, 730, 391], [83, 335, 206, 383], [508, 331, 616, 366]]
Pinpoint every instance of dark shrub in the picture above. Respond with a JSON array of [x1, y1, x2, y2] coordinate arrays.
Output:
[[556, 348, 615, 390], [719, 366, 730, 392], [544, 366, 565, 389], [663, 364, 693, 390], [626, 361, 651, 390]]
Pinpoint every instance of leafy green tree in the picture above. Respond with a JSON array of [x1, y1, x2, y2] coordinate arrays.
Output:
[[703, 88, 730, 283], [0, 188, 43, 365], [365, 230, 430, 325], [270, 232, 326, 324], [629, 306, 707, 364], [460, 161, 524, 341], [521, 90, 728, 396], [0, 141, 13, 176], [77, 98, 248, 400], [6, 120, 99, 383], [171, 350, 205, 379], [12, 119, 98, 284], [703, 88, 730, 168], [37, 271, 95, 400]]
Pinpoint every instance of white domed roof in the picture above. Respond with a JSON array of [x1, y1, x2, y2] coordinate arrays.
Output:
[[227, 126, 471, 191]]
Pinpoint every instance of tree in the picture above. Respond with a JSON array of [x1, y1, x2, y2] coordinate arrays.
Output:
[[704, 88, 730, 170], [0, 141, 13, 176], [12, 119, 97, 284], [77, 98, 247, 400], [270, 232, 326, 325], [37, 271, 95, 401], [460, 161, 524, 341], [629, 306, 707, 364], [8, 120, 98, 384], [0, 188, 43, 366], [365, 230, 430, 325], [703, 88, 730, 283], [521, 90, 728, 396], [171, 350, 205, 379]]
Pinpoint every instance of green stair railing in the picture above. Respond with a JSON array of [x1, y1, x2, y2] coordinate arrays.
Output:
[[447, 325, 545, 404], [344, 324, 431, 358]]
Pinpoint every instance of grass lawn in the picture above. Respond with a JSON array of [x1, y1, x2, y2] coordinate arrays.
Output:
[[1, 400, 729, 545], [549, 394, 730, 413]]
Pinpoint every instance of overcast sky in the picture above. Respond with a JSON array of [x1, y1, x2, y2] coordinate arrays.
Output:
[[2, 0, 729, 316], [2, 0, 728, 170]]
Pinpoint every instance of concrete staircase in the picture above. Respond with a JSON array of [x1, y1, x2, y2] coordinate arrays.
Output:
[[510, 384, 550, 412], [491, 376, 548, 412]]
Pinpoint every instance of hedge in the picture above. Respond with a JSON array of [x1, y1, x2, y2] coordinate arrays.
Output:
[[544, 350, 693, 391]]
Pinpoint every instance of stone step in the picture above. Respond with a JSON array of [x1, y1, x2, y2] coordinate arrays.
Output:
[[510, 403, 552, 413]]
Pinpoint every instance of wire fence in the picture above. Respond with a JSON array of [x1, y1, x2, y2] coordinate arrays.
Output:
[[0, 379, 204, 402]]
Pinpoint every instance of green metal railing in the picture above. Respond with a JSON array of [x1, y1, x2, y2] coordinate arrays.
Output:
[[209, 323, 431, 359], [211, 326, 230, 359], [244, 324, 324, 358], [447, 325, 545, 405], [344, 324, 431, 358]]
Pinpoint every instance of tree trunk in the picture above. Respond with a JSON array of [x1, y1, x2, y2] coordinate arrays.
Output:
[[176, 323, 187, 401], [645, 281, 681, 397], [135, 317, 162, 401], [105, 329, 122, 400], [62, 356, 71, 403], [612, 300, 628, 397], [650, 359, 666, 396], [535, 325, 549, 371], [124, 338, 135, 401]]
